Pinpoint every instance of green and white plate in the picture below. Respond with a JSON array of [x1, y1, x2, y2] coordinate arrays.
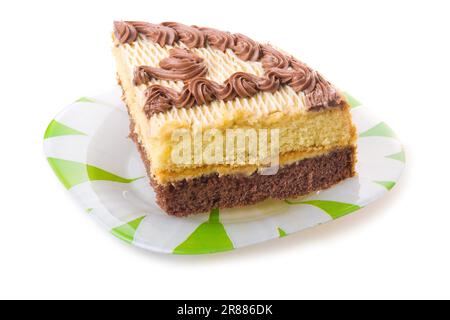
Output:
[[44, 87, 405, 255]]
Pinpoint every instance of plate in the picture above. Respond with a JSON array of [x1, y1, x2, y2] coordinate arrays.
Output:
[[44, 87, 405, 255]]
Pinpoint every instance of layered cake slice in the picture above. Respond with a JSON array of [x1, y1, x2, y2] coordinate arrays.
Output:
[[112, 21, 357, 216]]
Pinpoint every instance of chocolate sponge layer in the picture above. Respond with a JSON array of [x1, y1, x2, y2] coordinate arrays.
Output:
[[130, 122, 355, 216]]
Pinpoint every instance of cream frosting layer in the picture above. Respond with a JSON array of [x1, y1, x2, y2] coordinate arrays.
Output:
[[114, 21, 341, 114]]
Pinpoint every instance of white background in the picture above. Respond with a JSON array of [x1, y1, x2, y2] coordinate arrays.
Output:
[[0, 0, 449, 300]]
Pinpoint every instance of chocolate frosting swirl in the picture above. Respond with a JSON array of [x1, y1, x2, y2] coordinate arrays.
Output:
[[226, 72, 260, 98], [143, 85, 179, 117], [130, 21, 178, 46], [142, 67, 340, 117], [305, 74, 340, 109], [197, 27, 235, 52], [231, 34, 262, 61], [287, 60, 317, 93], [178, 78, 223, 108], [261, 45, 290, 69], [133, 48, 207, 85], [215, 81, 236, 102], [114, 21, 138, 44], [265, 68, 294, 85], [162, 22, 206, 48], [290, 69, 317, 94], [289, 57, 307, 71], [256, 73, 281, 93]]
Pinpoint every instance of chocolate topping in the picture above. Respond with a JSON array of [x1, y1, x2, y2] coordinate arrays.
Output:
[[261, 45, 290, 69], [143, 85, 179, 117], [231, 33, 262, 61], [288, 67, 317, 93], [226, 72, 260, 98], [178, 78, 224, 108], [130, 21, 178, 46], [114, 21, 138, 44], [141, 68, 339, 117], [264, 68, 294, 85], [114, 21, 342, 115], [256, 72, 282, 93], [162, 22, 206, 48], [133, 48, 207, 85], [305, 73, 341, 110], [197, 27, 235, 52]]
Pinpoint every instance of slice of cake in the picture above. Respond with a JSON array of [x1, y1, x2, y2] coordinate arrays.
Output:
[[112, 21, 357, 217]]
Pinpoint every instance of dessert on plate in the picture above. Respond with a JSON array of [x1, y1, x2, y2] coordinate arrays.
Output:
[[112, 21, 357, 217]]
